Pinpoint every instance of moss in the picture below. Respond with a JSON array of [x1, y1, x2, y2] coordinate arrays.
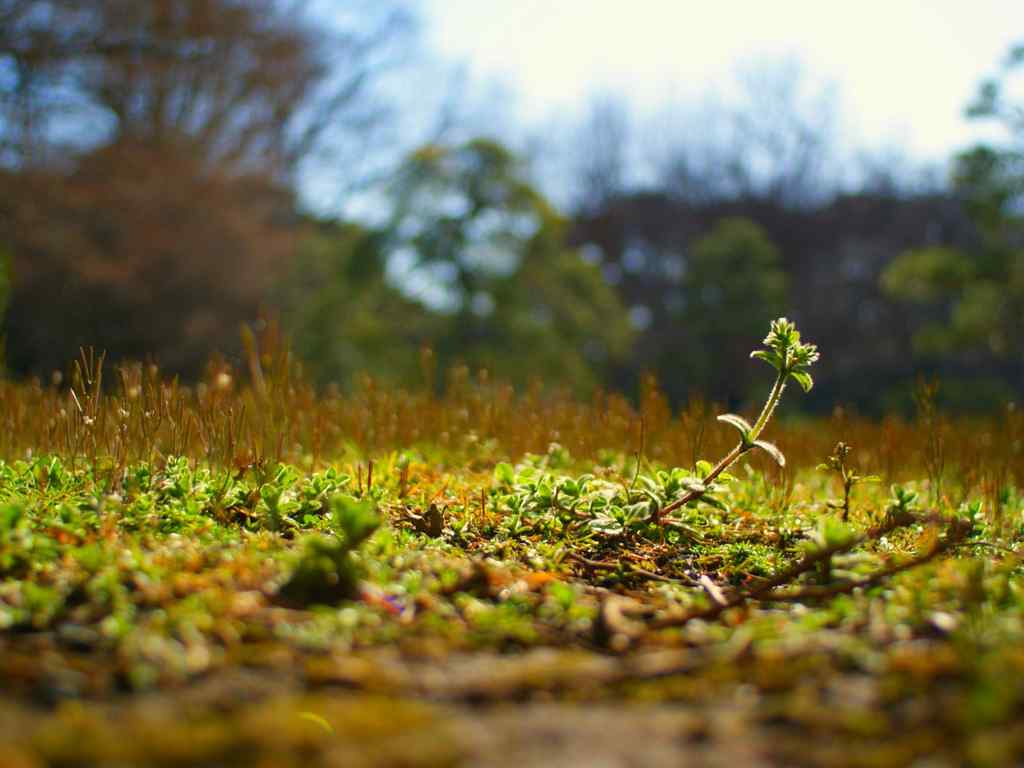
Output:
[[0, 358, 1021, 765], [21, 695, 461, 768]]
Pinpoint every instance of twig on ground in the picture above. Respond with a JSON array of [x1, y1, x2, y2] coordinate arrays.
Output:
[[647, 510, 962, 630]]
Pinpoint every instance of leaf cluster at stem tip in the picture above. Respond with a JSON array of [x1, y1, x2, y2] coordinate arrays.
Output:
[[714, 318, 819, 470], [750, 317, 820, 393]]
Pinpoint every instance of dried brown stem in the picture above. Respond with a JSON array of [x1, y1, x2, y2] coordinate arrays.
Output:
[[647, 510, 956, 630]]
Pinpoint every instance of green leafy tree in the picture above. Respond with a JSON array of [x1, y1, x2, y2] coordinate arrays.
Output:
[[276, 220, 437, 387], [678, 217, 788, 403], [386, 138, 632, 391], [882, 42, 1023, 371]]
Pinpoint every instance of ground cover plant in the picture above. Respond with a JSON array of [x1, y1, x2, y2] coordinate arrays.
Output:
[[0, 321, 1023, 767]]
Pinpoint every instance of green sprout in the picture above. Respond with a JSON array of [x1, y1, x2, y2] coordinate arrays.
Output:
[[818, 442, 880, 522], [278, 495, 380, 605], [888, 485, 919, 517], [658, 317, 818, 520]]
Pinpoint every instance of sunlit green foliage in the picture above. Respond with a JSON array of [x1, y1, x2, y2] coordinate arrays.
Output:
[[0, 319, 1021, 766], [386, 138, 632, 391], [883, 41, 1024, 368], [276, 221, 437, 387], [680, 218, 787, 402]]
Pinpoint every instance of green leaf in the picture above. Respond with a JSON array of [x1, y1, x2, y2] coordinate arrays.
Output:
[[0, 504, 23, 534], [789, 370, 814, 392], [890, 485, 918, 509], [681, 478, 707, 495], [494, 462, 515, 486], [752, 440, 786, 467], [329, 495, 380, 548], [816, 516, 855, 548], [717, 413, 753, 443], [700, 495, 728, 511], [259, 483, 282, 506], [750, 350, 781, 370], [589, 514, 623, 536], [789, 344, 820, 369]]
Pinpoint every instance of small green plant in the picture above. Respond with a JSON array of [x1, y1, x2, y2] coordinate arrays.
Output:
[[888, 484, 919, 518], [658, 317, 818, 520], [258, 469, 301, 533], [802, 514, 856, 583], [0, 503, 31, 578], [817, 442, 880, 521], [278, 495, 380, 605]]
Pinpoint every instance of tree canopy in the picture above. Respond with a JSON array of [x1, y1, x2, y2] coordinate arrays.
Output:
[[882, 41, 1023, 385], [384, 138, 632, 391]]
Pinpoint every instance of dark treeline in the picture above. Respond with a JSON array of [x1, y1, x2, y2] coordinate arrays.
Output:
[[570, 188, 986, 413], [0, 1, 1020, 413]]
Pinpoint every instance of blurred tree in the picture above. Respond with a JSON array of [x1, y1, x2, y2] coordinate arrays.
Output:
[[386, 138, 632, 390], [652, 58, 838, 209], [2, 138, 296, 376], [882, 41, 1023, 375], [0, 0, 410, 183], [0, 0, 412, 377], [678, 218, 787, 403], [968, 41, 1024, 145], [275, 220, 437, 387], [569, 184, 973, 411], [570, 92, 630, 215]]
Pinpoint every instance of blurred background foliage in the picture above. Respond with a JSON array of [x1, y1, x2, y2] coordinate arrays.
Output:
[[0, 1, 1020, 412]]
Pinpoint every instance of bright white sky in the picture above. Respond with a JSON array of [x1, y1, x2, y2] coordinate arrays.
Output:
[[418, 0, 1021, 161]]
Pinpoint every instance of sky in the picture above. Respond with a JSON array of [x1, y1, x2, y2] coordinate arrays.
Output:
[[417, 0, 1021, 163]]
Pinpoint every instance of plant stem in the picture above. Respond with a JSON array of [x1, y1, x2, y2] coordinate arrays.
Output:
[[648, 510, 945, 629], [657, 370, 786, 521], [749, 371, 786, 441], [658, 445, 741, 519]]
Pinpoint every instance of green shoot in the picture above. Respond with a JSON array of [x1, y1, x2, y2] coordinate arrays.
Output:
[[818, 442, 880, 521], [658, 317, 818, 521], [278, 495, 380, 605]]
